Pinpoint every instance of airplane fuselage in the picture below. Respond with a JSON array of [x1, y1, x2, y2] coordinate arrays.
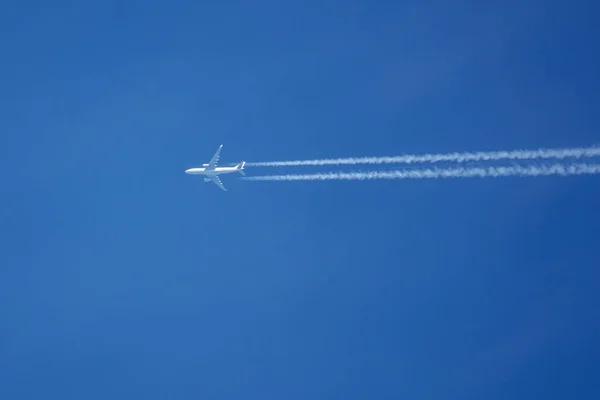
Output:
[[185, 166, 239, 176]]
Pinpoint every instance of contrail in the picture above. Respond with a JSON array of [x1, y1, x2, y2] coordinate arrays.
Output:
[[241, 163, 600, 181], [246, 145, 600, 167]]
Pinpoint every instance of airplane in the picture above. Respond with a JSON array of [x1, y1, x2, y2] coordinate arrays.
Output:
[[184, 144, 246, 191]]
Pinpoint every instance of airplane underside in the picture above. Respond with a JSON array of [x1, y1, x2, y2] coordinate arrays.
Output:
[[185, 145, 245, 191]]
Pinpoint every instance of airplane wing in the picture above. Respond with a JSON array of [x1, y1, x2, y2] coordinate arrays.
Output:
[[207, 145, 223, 169], [210, 175, 227, 191]]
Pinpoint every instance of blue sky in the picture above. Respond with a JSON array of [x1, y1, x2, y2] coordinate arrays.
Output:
[[1, 0, 599, 398]]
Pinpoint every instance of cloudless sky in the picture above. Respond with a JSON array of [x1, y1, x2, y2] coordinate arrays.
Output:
[[1, 1, 599, 398]]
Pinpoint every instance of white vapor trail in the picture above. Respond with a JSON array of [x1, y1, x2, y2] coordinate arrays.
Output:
[[241, 163, 600, 181], [247, 146, 600, 167]]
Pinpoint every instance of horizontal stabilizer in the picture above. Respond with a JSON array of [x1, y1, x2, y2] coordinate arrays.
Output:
[[238, 161, 246, 176]]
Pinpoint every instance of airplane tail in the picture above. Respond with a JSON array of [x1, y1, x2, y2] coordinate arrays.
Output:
[[237, 161, 246, 176]]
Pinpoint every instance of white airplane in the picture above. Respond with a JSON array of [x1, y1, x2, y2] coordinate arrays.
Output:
[[184, 144, 246, 191]]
